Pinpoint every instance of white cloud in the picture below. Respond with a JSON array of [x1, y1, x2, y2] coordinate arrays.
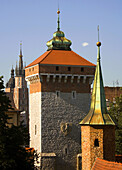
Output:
[[82, 42, 89, 47]]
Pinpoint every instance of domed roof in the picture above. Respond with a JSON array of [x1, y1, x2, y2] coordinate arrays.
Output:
[[46, 10, 72, 51]]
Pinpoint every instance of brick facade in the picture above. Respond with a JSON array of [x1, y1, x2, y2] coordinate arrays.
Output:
[[81, 125, 115, 170]]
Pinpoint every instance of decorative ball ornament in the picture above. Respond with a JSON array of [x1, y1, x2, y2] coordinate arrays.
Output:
[[96, 41, 101, 47], [57, 10, 60, 14]]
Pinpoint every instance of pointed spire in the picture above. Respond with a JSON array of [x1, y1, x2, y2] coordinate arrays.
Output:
[[20, 41, 22, 57], [11, 65, 14, 78], [80, 26, 115, 125], [57, 8, 60, 31], [15, 61, 18, 76], [19, 42, 23, 72]]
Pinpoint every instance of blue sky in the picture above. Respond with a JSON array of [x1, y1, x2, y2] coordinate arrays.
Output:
[[0, 0, 122, 86]]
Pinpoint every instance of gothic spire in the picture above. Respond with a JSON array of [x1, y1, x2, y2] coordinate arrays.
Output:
[[80, 26, 115, 125], [19, 42, 23, 73]]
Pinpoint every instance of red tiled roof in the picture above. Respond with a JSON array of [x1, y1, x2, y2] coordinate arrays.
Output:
[[92, 158, 122, 170], [26, 50, 95, 68]]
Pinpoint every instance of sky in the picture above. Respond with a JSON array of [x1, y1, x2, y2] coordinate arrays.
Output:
[[0, 0, 122, 86]]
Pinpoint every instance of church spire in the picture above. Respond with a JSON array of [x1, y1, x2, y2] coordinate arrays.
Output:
[[80, 26, 115, 125], [19, 42, 23, 72]]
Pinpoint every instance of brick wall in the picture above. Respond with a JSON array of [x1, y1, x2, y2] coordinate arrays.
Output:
[[81, 125, 115, 170]]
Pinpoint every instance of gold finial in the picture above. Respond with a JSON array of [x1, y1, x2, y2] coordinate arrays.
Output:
[[96, 25, 101, 46], [57, 8, 60, 14]]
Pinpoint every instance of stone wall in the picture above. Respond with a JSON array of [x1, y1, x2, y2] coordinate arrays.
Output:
[[41, 92, 90, 170], [29, 92, 41, 153]]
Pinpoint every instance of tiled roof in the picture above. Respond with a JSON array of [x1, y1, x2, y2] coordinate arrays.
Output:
[[26, 50, 95, 68], [92, 158, 122, 170]]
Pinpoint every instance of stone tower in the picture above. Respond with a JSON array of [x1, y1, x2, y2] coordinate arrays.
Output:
[[6, 43, 29, 126], [25, 10, 95, 170], [80, 27, 116, 170]]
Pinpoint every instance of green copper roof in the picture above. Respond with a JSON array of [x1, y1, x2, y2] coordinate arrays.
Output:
[[80, 28, 115, 125], [46, 9, 72, 51]]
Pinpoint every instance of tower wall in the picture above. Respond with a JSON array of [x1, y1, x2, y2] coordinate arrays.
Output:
[[26, 63, 95, 169], [29, 81, 42, 153], [41, 92, 90, 170], [81, 125, 115, 170]]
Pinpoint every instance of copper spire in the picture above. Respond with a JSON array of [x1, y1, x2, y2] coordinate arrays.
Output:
[[80, 26, 115, 125]]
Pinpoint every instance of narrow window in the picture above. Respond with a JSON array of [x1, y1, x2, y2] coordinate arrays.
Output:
[[68, 67, 71, 71], [56, 66, 59, 71], [56, 91, 60, 97], [94, 139, 99, 147], [72, 91, 76, 99], [32, 67, 34, 71], [65, 148, 68, 155], [29, 68, 31, 72], [35, 125, 37, 135], [81, 67, 84, 72]]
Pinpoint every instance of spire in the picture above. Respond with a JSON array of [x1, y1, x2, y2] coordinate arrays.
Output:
[[46, 9, 72, 51], [11, 65, 14, 78], [20, 42, 22, 56], [57, 8, 60, 31], [15, 61, 18, 76], [19, 42, 23, 72], [80, 26, 115, 125]]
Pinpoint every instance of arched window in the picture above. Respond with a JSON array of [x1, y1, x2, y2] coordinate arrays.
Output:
[[94, 139, 99, 147]]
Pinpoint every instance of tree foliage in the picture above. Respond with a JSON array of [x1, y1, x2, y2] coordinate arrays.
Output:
[[0, 76, 37, 170], [109, 94, 122, 155]]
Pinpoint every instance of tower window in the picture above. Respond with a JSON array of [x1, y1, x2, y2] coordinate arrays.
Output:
[[72, 91, 76, 99], [68, 67, 71, 71], [35, 125, 37, 135], [94, 139, 99, 147], [65, 148, 68, 155], [56, 66, 59, 71], [56, 91, 60, 97], [81, 67, 84, 72]]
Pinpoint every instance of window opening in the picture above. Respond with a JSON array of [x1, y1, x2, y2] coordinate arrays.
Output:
[[72, 91, 76, 99], [35, 125, 37, 135], [68, 67, 71, 71], [56, 66, 59, 71], [65, 148, 68, 155], [56, 91, 60, 97], [81, 67, 84, 72], [94, 139, 99, 147]]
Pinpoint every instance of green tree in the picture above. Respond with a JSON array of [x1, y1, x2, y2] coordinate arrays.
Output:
[[109, 94, 122, 155], [0, 76, 38, 170]]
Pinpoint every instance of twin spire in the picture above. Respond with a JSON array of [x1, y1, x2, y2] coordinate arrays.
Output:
[[15, 42, 25, 76], [80, 26, 115, 125]]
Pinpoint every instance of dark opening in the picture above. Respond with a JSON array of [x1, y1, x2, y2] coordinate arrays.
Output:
[[68, 67, 71, 71], [56, 91, 60, 97], [35, 125, 37, 135], [65, 148, 68, 155], [81, 67, 84, 72], [56, 66, 59, 71], [94, 139, 99, 147]]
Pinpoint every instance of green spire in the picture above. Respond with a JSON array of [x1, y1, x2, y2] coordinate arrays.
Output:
[[80, 26, 115, 125], [46, 9, 72, 51]]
